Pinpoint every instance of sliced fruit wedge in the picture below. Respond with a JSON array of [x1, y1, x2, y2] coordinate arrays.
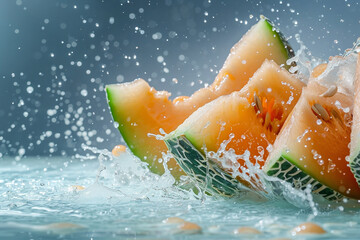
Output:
[[106, 16, 294, 179], [349, 53, 360, 186], [264, 81, 360, 200], [164, 60, 304, 195]]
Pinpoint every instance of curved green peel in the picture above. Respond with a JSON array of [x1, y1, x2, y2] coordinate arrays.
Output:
[[164, 136, 243, 196]]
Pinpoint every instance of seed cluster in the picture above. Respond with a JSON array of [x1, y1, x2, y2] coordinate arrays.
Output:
[[253, 93, 281, 134], [311, 85, 345, 125]]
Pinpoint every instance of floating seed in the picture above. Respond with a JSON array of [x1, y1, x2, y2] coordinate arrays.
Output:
[[312, 103, 330, 121], [163, 217, 186, 224], [178, 221, 202, 234], [234, 226, 261, 234], [112, 144, 126, 157], [320, 85, 337, 98], [254, 94, 263, 113], [291, 222, 326, 235]]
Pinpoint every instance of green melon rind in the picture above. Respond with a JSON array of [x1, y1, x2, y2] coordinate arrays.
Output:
[[261, 15, 295, 60], [106, 86, 162, 174], [164, 135, 244, 197], [264, 153, 344, 201], [349, 54, 360, 187], [349, 151, 360, 187], [106, 87, 141, 158]]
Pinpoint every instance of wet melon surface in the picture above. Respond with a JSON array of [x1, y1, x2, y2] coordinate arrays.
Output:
[[349, 53, 360, 186], [165, 60, 304, 195], [106, 17, 294, 179], [264, 81, 360, 200]]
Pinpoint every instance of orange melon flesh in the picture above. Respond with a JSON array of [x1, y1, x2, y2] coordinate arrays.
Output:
[[264, 81, 360, 200], [166, 60, 304, 179], [311, 63, 327, 78], [106, 17, 294, 179]]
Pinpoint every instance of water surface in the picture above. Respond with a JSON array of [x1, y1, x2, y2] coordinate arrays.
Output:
[[1, 155, 360, 239]]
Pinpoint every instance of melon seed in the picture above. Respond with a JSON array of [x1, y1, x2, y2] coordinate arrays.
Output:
[[320, 85, 337, 98], [331, 109, 344, 126], [234, 226, 261, 234], [178, 221, 202, 234], [112, 144, 126, 157], [312, 103, 330, 121], [254, 94, 263, 113], [163, 217, 186, 224], [272, 120, 281, 134], [291, 222, 326, 235], [265, 112, 271, 129], [70, 185, 85, 191], [46, 222, 84, 230], [270, 238, 291, 240], [311, 104, 321, 116]]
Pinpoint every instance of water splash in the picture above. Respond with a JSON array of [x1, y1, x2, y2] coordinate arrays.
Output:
[[315, 53, 358, 96], [203, 136, 320, 213], [286, 35, 359, 97], [286, 34, 324, 83], [77, 143, 196, 203]]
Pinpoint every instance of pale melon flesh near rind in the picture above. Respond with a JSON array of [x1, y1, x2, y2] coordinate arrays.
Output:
[[165, 61, 304, 196], [264, 82, 360, 200], [106, 17, 294, 179], [349, 53, 360, 187]]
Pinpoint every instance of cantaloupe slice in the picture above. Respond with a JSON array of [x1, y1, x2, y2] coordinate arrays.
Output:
[[349, 53, 360, 186], [106, 16, 294, 180], [264, 81, 360, 200], [164, 60, 304, 195]]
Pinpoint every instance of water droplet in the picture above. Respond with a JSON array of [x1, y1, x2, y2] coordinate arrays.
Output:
[[157, 56, 164, 63], [27, 86, 34, 94], [80, 89, 88, 97], [116, 75, 124, 82], [152, 32, 162, 40], [129, 13, 136, 19]]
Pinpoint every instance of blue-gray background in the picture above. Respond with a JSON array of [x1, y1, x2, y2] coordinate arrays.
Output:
[[0, 0, 359, 158]]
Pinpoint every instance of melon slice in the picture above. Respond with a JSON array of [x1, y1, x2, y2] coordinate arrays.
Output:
[[349, 53, 360, 186], [264, 81, 360, 200], [106, 16, 294, 179], [164, 60, 304, 195]]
